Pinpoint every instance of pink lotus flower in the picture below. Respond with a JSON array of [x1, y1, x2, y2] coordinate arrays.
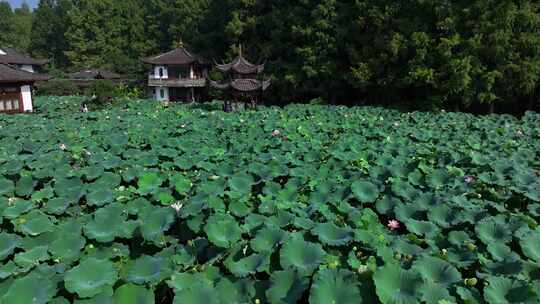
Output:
[[387, 220, 400, 231], [464, 176, 476, 184], [59, 143, 67, 151], [272, 129, 281, 136]]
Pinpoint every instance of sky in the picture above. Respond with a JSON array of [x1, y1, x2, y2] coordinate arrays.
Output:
[[5, 0, 39, 9]]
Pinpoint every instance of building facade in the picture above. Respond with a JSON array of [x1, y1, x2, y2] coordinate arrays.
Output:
[[0, 64, 50, 114], [0, 47, 48, 73], [142, 47, 210, 103]]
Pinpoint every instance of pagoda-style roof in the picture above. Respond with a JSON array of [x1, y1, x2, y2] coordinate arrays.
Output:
[[69, 69, 122, 80], [0, 64, 51, 83], [216, 55, 265, 74], [210, 79, 271, 92], [0, 47, 49, 66], [141, 47, 207, 65]]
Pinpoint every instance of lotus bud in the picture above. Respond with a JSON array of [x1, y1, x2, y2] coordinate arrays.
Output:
[[357, 265, 368, 274], [255, 299, 261, 304], [467, 243, 477, 252], [394, 252, 402, 260], [18, 218, 27, 224], [465, 278, 478, 286], [352, 246, 358, 251], [88, 244, 94, 249], [477, 194, 482, 198]]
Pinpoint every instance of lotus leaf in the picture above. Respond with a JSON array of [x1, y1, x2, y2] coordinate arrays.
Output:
[[484, 277, 537, 304], [137, 172, 163, 195], [124, 255, 169, 284], [0, 233, 19, 260], [13, 246, 49, 268], [224, 248, 270, 278], [173, 284, 219, 304], [113, 284, 155, 304], [309, 269, 361, 304], [413, 255, 461, 285], [86, 189, 114, 206], [250, 227, 286, 252], [204, 213, 242, 248], [476, 218, 512, 245], [373, 265, 423, 304], [1, 272, 58, 304], [216, 278, 256, 304], [520, 231, 540, 263], [351, 180, 380, 203], [84, 205, 138, 242], [64, 257, 118, 298], [280, 238, 326, 276], [266, 270, 309, 304], [312, 222, 353, 246]]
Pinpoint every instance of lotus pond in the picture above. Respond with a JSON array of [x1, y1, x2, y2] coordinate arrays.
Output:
[[0, 96, 540, 303]]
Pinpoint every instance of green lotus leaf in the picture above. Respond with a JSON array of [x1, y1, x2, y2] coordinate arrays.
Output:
[[427, 205, 459, 228], [49, 297, 70, 304], [204, 213, 242, 248], [216, 278, 255, 304], [412, 255, 461, 285], [73, 293, 113, 304], [86, 189, 114, 206], [476, 218, 512, 245], [312, 222, 353, 246], [395, 203, 425, 221], [49, 232, 86, 262], [1, 272, 58, 304], [84, 205, 138, 242], [16, 210, 54, 236], [528, 203, 540, 217], [173, 284, 219, 304], [3, 199, 34, 219], [224, 248, 270, 278], [171, 174, 192, 194], [309, 269, 361, 304], [0, 261, 17, 279], [43, 197, 72, 215], [351, 180, 380, 203], [487, 243, 514, 262], [447, 231, 473, 247], [228, 173, 255, 196], [375, 196, 401, 215], [124, 255, 170, 284], [137, 172, 163, 195], [54, 177, 85, 201], [92, 172, 121, 189], [0, 178, 14, 195], [15, 175, 34, 197], [250, 227, 286, 252], [139, 207, 175, 243], [293, 217, 315, 230], [373, 264, 423, 304], [280, 238, 326, 276], [113, 284, 155, 304], [520, 231, 540, 263], [427, 169, 450, 188], [0, 233, 19, 260], [167, 272, 213, 292], [391, 180, 419, 200], [266, 270, 309, 304], [419, 282, 455, 304], [456, 286, 483, 304], [65, 257, 118, 298], [446, 247, 477, 268], [406, 219, 440, 237], [14, 246, 49, 268], [484, 277, 537, 304]]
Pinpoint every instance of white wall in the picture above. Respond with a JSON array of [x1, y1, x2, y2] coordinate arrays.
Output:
[[155, 87, 169, 101], [20, 85, 33, 112], [19, 65, 35, 73], [153, 66, 168, 79]]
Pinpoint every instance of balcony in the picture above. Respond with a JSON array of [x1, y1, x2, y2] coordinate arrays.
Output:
[[148, 76, 206, 87]]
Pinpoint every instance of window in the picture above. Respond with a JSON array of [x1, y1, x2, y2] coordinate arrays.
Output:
[[160, 89, 165, 98], [5, 100, 12, 110], [152, 88, 156, 95], [0, 100, 20, 112], [159, 68, 164, 78], [12, 100, 19, 110]]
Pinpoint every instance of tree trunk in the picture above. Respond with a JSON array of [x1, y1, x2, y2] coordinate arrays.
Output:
[[489, 103, 495, 114]]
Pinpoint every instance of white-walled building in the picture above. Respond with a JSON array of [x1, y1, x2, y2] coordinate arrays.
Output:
[[141, 46, 210, 103], [0, 47, 49, 73], [0, 64, 50, 114]]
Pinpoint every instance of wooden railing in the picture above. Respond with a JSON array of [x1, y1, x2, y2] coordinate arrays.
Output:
[[148, 76, 206, 87]]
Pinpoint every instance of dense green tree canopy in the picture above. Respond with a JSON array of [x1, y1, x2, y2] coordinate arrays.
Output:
[[2, 0, 540, 112]]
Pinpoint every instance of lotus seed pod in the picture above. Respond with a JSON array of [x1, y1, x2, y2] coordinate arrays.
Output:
[[465, 278, 478, 286], [352, 246, 358, 251], [467, 243, 477, 251], [477, 194, 482, 198], [255, 299, 261, 304], [394, 252, 402, 260]]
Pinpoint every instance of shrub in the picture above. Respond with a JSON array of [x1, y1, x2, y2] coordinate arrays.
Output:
[[36, 79, 80, 96], [84, 80, 119, 108]]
